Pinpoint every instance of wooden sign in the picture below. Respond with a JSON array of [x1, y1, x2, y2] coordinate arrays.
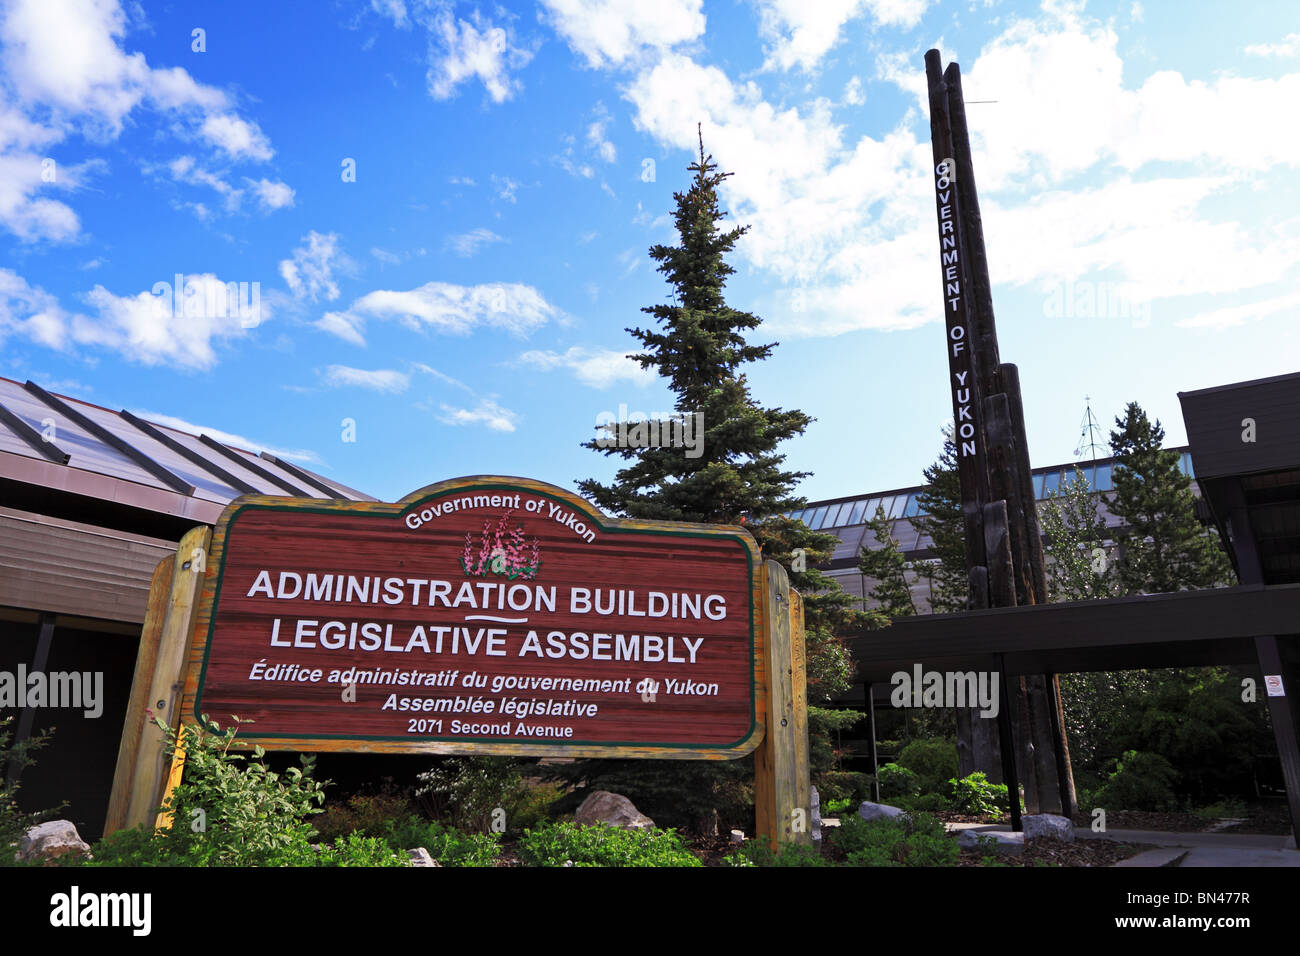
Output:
[[181, 477, 765, 759]]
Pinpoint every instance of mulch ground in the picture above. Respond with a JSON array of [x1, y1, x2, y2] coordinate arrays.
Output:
[[957, 838, 1153, 867]]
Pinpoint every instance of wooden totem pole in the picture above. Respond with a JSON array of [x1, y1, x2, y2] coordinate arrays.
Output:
[[924, 49, 1077, 823]]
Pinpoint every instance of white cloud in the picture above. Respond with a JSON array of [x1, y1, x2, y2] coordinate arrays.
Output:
[[493, 174, 520, 202], [76, 274, 262, 368], [0, 270, 262, 368], [750, 0, 931, 72], [317, 281, 561, 345], [0, 0, 278, 241], [0, 151, 85, 241], [370, 0, 409, 29], [2, 268, 265, 367], [1245, 32, 1299, 57], [843, 75, 864, 105], [539, 0, 704, 69], [247, 177, 294, 211], [445, 227, 503, 257], [1176, 291, 1300, 330], [622, 6, 1300, 338], [322, 364, 410, 392], [424, 6, 533, 103], [517, 346, 653, 387], [587, 103, 617, 162], [0, 268, 75, 349], [413, 362, 471, 391], [435, 398, 519, 432], [199, 113, 273, 161], [280, 231, 346, 303]]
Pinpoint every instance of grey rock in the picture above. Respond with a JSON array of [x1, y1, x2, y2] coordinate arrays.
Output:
[[574, 790, 655, 830], [857, 801, 908, 823], [1024, 813, 1075, 842], [957, 828, 1024, 855], [18, 821, 91, 864], [408, 847, 440, 867], [810, 786, 822, 842]]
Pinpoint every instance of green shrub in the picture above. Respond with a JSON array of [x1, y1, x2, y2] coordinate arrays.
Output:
[[825, 797, 853, 814], [516, 822, 701, 867], [832, 812, 958, 867], [815, 771, 874, 805], [416, 756, 527, 833], [509, 781, 565, 831], [272, 831, 408, 867], [1094, 750, 1179, 812], [893, 793, 952, 813], [90, 715, 329, 867], [946, 772, 1009, 816], [313, 786, 414, 843], [377, 815, 500, 866], [876, 763, 921, 800], [725, 840, 829, 867], [897, 738, 959, 793]]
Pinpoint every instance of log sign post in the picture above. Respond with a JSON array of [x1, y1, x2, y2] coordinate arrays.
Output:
[[108, 477, 810, 851]]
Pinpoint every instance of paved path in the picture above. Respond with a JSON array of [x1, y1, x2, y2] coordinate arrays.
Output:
[[943, 821, 1300, 867]]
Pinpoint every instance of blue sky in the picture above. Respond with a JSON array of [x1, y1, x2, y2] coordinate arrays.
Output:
[[2, 0, 1298, 505]]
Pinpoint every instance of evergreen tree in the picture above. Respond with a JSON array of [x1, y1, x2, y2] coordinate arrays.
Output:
[[556, 131, 861, 832], [1039, 468, 1121, 602], [858, 505, 917, 617], [912, 428, 970, 613], [1108, 403, 1233, 594]]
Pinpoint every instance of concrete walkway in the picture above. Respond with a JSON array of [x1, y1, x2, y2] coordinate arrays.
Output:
[[944, 821, 1300, 867]]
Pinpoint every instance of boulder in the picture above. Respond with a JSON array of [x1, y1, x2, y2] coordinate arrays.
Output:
[[408, 847, 440, 867], [574, 790, 655, 830], [810, 786, 822, 842], [18, 821, 91, 864], [1024, 813, 1075, 842], [857, 801, 907, 823], [957, 828, 1024, 855]]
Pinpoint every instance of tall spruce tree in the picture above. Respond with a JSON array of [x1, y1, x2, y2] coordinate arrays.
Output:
[[912, 428, 969, 613], [858, 505, 918, 617], [555, 131, 860, 832], [1108, 403, 1233, 594], [1039, 468, 1122, 602]]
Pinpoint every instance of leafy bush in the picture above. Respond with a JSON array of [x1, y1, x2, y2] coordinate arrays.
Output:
[[0, 717, 60, 867], [509, 782, 565, 831], [724, 840, 829, 867], [90, 715, 332, 867], [416, 756, 527, 833], [1094, 750, 1179, 812], [893, 793, 952, 813], [516, 822, 701, 867], [377, 815, 500, 866], [946, 772, 1009, 816], [897, 738, 959, 793], [876, 763, 920, 800], [832, 812, 959, 867], [824, 797, 853, 814], [815, 771, 874, 806], [313, 785, 413, 843], [270, 831, 407, 867]]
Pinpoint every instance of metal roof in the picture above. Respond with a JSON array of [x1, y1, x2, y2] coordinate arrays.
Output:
[[0, 376, 374, 526]]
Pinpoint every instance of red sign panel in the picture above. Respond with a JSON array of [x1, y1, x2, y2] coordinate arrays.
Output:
[[187, 477, 764, 758]]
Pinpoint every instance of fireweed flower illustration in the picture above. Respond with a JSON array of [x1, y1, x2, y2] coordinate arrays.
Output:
[[460, 511, 542, 580]]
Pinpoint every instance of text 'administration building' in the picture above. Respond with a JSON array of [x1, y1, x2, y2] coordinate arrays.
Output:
[[0, 376, 372, 839]]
